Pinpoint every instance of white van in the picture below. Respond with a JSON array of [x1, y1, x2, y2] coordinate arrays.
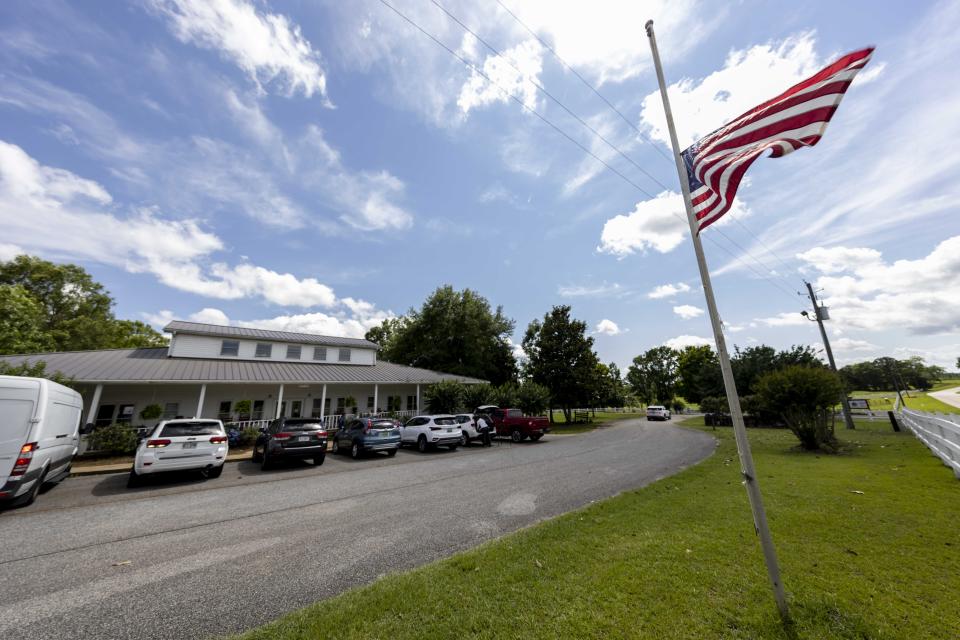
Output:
[[0, 376, 84, 507]]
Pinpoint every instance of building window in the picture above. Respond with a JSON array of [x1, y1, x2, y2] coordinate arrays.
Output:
[[338, 348, 351, 362], [221, 340, 239, 356], [367, 396, 375, 410], [407, 395, 417, 411], [253, 400, 264, 420], [324, 398, 330, 413], [218, 400, 232, 421], [163, 403, 179, 419], [313, 347, 327, 361], [336, 397, 346, 414], [387, 396, 402, 412], [255, 343, 272, 358], [311, 398, 324, 418], [115, 404, 135, 424], [286, 345, 302, 359], [95, 404, 115, 427]]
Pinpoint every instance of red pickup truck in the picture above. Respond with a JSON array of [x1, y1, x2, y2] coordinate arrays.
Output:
[[475, 406, 550, 442]]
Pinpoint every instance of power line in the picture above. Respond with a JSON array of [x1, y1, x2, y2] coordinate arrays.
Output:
[[376, 0, 801, 305], [492, 0, 674, 164]]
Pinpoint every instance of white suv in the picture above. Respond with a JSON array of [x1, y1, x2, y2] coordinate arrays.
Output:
[[401, 415, 462, 453], [129, 419, 228, 487], [646, 405, 672, 421]]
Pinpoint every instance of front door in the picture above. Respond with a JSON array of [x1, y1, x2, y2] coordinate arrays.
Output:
[[283, 399, 304, 418]]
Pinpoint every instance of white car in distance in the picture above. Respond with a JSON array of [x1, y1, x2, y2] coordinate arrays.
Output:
[[401, 415, 462, 453], [451, 413, 480, 446], [129, 418, 228, 487], [646, 405, 672, 421]]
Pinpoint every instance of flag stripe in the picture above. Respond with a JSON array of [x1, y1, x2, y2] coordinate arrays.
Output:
[[682, 46, 873, 232]]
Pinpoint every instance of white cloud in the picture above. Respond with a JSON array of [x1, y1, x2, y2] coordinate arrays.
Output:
[[597, 191, 687, 256], [0, 243, 26, 261], [148, 0, 330, 103], [595, 319, 621, 336], [832, 338, 877, 352], [756, 312, 807, 327], [673, 305, 704, 320], [663, 335, 712, 349], [458, 39, 543, 115], [558, 282, 623, 298], [639, 32, 822, 148], [648, 282, 691, 299], [796, 237, 960, 334], [0, 139, 344, 308]]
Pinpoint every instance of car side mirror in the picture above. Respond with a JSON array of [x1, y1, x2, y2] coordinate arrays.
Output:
[[80, 423, 95, 435]]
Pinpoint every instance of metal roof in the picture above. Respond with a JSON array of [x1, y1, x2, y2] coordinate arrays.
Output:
[[0, 349, 486, 385], [164, 320, 380, 349]]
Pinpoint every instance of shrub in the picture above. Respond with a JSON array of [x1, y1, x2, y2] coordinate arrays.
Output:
[[699, 396, 728, 415], [87, 423, 138, 455], [670, 398, 685, 414], [139, 404, 163, 421], [517, 381, 550, 416], [425, 381, 464, 414], [491, 382, 519, 408], [755, 365, 844, 450], [236, 426, 260, 447], [462, 383, 494, 410], [344, 396, 357, 414], [234, 400, 252, 418]]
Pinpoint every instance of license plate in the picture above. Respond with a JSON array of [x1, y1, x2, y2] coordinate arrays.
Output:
[[298, 435, 309, 441], [183, 442, 197, 449]]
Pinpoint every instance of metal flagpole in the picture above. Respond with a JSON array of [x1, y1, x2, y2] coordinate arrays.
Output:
[[645, 20, 789, 620]]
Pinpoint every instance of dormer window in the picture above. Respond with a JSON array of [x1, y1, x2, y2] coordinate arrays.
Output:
[[286, 345, 302, 360], [338, 348, 351, 362], [220, 340, 239, 357], [255, 343, 272, 358], [313, 347, 327, 361]]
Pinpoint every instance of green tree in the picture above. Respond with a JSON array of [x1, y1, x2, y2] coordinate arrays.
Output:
[[462, 383, 493, 410], [0, 359, 75, 388], [0, 285, 51, 354], [424, 380, 465, 414], [517, 380, 550, 416], [675, 345, 724, 404], [522, 305, 599, 423], [370, 286, 517, 385], [627, 346, 679, 404], [491, 382, 520, 408], [0, 255, 167, 352], [755, 366, 844, 451], [731, 345, 778, 394], [592, 362, 626, 408]]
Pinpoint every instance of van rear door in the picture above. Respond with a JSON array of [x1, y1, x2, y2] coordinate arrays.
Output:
[[0, 383, 40, 482]]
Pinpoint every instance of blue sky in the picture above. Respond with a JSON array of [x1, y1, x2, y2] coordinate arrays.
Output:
[[1, 0, 958, 370]]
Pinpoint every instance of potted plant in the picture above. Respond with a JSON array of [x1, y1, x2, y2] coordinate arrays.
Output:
[[234, 400, 252, 421], [344, 395, 357, 416], [139, 404, 163, 422]]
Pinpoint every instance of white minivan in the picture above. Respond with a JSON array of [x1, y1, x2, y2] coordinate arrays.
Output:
[[0, 376, 84, 507]]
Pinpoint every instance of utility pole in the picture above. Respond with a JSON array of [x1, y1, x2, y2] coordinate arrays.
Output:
[[646, 20, 789, 621], [804, 281, 856, 430]]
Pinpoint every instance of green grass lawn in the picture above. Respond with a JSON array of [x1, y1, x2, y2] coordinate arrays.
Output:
[[233, 418, 960, 640], [547, 410, 647, 434], [848, 389, 959, 413], [929, 378, 960, 392]]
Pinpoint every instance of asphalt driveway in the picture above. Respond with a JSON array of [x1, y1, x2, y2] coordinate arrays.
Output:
[[0, 418, 714, 640]]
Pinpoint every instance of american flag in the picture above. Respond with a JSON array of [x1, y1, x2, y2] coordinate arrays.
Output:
[[682, 47, 874, 232]]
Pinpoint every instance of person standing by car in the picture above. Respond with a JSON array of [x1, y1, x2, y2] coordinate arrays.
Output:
[[476, 414, 493, 447]]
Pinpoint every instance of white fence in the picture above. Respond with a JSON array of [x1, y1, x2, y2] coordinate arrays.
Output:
[[899, 408, 960, 479], [225, 409, 420, 432]]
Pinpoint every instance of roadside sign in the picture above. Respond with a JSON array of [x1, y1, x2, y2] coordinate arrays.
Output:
[[848, 398, 870, 410]]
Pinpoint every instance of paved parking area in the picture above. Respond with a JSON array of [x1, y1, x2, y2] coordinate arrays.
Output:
[[0, 419, 714, 640]]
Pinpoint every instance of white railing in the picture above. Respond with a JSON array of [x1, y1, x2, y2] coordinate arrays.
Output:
[[899, 408, 960, 479], [225, 419, 273, 431]]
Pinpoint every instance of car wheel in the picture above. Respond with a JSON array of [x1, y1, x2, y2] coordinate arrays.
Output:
[[350, 442, 361, 459], [206, 464, 223, 479], [251, 445, 263, 463], [460, 432, 470, 447], [126, 467, 142, 489], [314, 454, 325, 466], [16, 468, 47, 506], [332, 439, 340, 454], [511, 428, 524, 443], [387, 448, 397, 457], [261, 450, 272, 470], [417, 435, 428, 453]]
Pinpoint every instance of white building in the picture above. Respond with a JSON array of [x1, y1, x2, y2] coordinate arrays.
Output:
[[0, 321, 485, 430]]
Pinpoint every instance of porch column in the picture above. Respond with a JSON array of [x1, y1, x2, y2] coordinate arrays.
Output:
[[85, 383, 103, 426], [373, 384, 379, 413], [275, 384, 285, 419], [196, 383, 207, 418], [416, 384, 420, 412], [319, 384, 327, 420]]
